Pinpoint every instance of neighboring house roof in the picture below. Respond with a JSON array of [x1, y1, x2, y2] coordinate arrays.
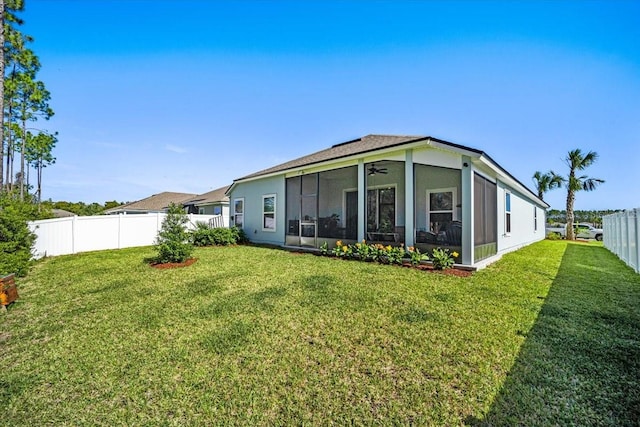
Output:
[[104, 191, 197, 214], [183, 185, 231, 207], [230, 134, 548, 208], [52, 209, 77, 218]]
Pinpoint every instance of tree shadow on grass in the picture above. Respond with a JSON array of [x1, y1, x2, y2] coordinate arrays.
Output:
[[468, 243, 640, 426]]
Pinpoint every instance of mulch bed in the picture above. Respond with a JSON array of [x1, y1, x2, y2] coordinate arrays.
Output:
[[401, 262, 473, 277], [305, 251, 473, 277], [149, 258, 198, 269]]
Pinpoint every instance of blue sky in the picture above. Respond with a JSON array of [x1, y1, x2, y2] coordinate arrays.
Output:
[[23, 0, 639, 210]]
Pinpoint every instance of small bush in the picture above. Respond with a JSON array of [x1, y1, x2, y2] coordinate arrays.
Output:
[[0, 194, 38, 277], [191, 221, 216, 247], [209, 228, 236, 246], [407, 246, 429, 266], [230, 226, 248, 244], [153, 203, 194, 264], [192, 223, 247, 247], [546, 232, 562, 240], [431, 247, 457, 270]]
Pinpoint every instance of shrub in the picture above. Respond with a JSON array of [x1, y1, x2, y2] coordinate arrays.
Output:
[[0, 194, 38, 277], [431, 247, 457, 270], [153, 203, 194, 264], [230, 226, 248, 244], [209, 227, 237, 246], [192, 223, 247, 247], [406, 246, 429, 266], [191, 221, 215, 246], [546, 232, 562, 240]]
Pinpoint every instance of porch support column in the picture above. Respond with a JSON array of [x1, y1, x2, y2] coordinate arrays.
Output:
[[404, 149, 414, 247], [461, 155, 474, 265], [357, 159, 366, 242]]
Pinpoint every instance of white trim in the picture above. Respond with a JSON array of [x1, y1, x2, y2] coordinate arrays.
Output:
[[504, 191, 512, 236], [472, 168, 496, 184], [342, 187, 358, 226], [262, 194, 277, 232], [366, 184, 398, 231], [233, 198, 244, 229], [427, 187, 457, 233]]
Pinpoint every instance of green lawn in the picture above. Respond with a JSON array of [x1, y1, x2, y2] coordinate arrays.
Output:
[[1, 241, 638, 425]]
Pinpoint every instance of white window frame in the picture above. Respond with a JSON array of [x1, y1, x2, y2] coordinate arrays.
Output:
[[262, 194, 276, 232], [233, 198, 244, 229], [505, 192, 512, 235], [427, 187, 457, 233], [198, 207, 205, 215], [366, 184, 397, 232]]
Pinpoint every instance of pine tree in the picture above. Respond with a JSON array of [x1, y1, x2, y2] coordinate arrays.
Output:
[[153, 203, 194, 264]]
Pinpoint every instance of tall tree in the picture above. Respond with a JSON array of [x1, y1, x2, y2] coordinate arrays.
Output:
[[0, 0, 4, 190], [16, 74, 53, 199], [532, 170, 564, 201], [25, 130, 55, 204], [1, 0, 26, 192], [564, 149, 605, 240]]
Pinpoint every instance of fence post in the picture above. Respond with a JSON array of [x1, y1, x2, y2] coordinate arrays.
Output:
[[635, 209, 640, 273], [617, 212, 623, 261], [628, 211, 634, 266], [118, 213, 122, 249], [71, 215, 77, 254]]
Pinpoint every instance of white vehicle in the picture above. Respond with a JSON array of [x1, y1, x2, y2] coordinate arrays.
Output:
[[545, 223, 603, 241]]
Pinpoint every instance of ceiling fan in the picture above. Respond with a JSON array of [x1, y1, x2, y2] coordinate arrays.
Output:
[[368, 164, 388, 175]]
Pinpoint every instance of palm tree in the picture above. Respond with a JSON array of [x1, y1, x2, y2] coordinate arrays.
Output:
[[532, 170, 564, 201], [564, 149, 605, 240]]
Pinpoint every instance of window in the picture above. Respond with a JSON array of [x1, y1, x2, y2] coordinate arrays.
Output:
[[367, 186, 395, 232], [198, 207, 205, 215], [427, 188, 456, 234], [233, 198, 244, 229], [213, 206, 222, 216], [505, 192, 512, 234], [262, 194, 276, 231], [534, 206, 537, 231]]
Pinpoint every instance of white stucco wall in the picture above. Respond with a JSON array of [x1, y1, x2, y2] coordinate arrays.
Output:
[[496, 182, 546, 255]]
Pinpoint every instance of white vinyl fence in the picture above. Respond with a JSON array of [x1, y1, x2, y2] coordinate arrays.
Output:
[[29, 213, 225, 258], [603, 208, 640, 273]]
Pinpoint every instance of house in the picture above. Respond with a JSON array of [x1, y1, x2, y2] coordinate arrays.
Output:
[[182, 185, 231, 226], [51, 208, 77, 218], [104, 191, 197, 215], [226, 134, 549, 268]]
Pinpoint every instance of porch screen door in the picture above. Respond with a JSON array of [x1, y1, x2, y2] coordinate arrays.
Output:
[[286, 174, 318, 247], [300, 174, 318, 247]]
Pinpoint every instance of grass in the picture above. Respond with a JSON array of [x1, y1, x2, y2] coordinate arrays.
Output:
[[1, 240, 638, 425]]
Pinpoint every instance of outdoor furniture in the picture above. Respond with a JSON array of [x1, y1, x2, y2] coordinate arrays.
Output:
[[367, 232, 400, 242], [0, 274, 18, 310]]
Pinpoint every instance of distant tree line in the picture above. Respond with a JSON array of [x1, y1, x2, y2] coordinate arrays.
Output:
[[41, 200, 124, 217], [546, 209, 620, 228]]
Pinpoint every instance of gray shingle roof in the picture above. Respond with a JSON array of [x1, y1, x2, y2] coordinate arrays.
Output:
[[231, 133, 547, 207], [183, 185, 231, 206], [237, 134, 427, 180], [105, 191, 197, 213]]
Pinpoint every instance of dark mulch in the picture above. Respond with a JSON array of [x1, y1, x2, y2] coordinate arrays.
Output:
[[149, 258, 198, 269]]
